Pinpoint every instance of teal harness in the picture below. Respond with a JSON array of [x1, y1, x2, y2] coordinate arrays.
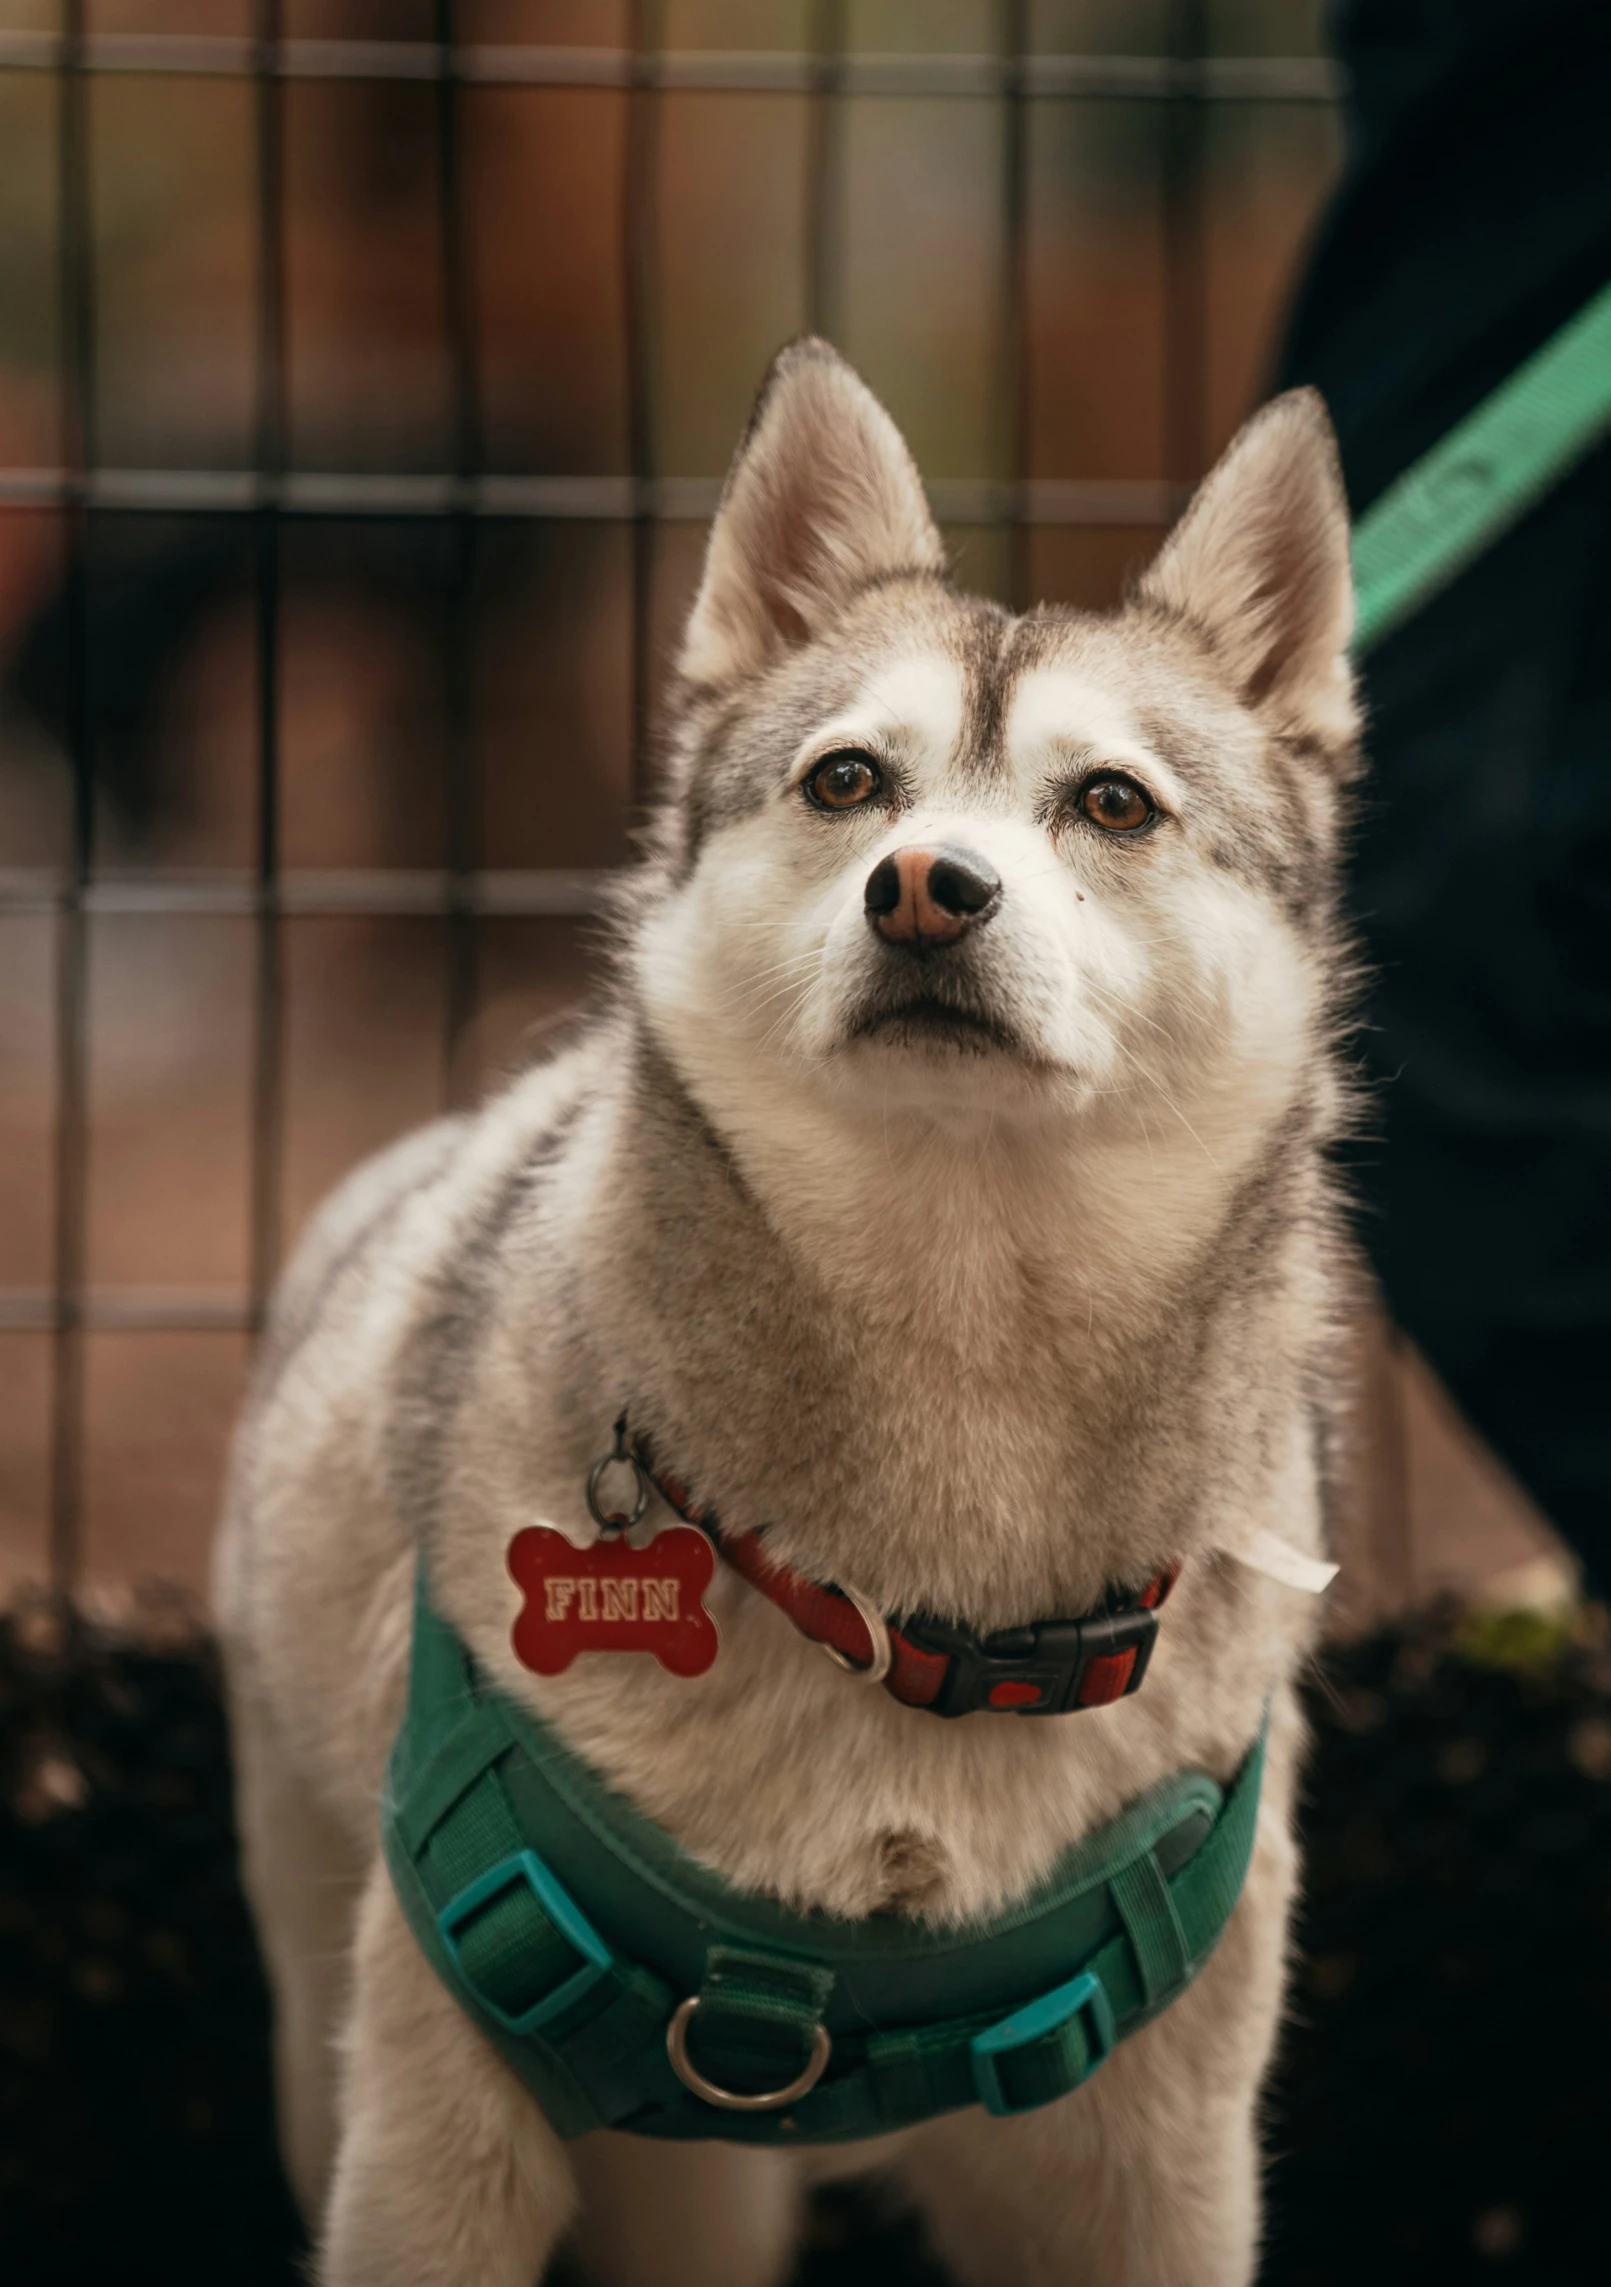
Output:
[[383, 1575, 1266, 2144]]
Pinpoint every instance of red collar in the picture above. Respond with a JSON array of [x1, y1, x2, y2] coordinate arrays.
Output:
[[643, 1451, 1178, 1720]]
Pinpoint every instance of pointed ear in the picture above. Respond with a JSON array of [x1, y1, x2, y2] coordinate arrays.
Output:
[[678, 338, 947, 688], [1138, 388, 1357, 759]]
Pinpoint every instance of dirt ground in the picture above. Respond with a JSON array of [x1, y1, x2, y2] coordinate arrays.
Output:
[[4, 1592, 1611, 2287]]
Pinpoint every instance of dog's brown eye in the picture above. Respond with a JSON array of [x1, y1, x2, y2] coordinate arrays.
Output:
[[1080, 776, 1153, 833], [805, 753, 882, 812]]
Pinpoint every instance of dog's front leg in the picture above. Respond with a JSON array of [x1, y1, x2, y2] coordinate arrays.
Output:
[[320, 1858, 577, 2287], [897, 2064, 1261, 2287], [898, 1848, 1291, 2287]]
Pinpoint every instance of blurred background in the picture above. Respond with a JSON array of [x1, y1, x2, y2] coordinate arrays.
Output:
[[0, 0, 1364, 1615], [4, 5, 1606, 2284]]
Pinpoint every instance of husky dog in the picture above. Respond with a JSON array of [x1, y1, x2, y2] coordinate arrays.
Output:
[[216, 339, 1359, 2287]]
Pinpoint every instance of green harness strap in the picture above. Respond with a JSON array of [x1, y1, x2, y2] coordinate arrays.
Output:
[[382, 1576, 1266, 2146], [1351, 276, 1611, 654]]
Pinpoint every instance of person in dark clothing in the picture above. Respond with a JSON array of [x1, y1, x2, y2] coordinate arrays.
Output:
[[1277, 0, 1611, 1582]]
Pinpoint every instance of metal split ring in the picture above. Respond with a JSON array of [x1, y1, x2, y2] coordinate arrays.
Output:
[[820, 1582, 893, 1686], [586, 1418, 651, 1533], [666, 1996, 832, 2113]]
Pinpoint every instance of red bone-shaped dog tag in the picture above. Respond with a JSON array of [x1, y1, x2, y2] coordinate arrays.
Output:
[[507, 1523, 720, 1679]]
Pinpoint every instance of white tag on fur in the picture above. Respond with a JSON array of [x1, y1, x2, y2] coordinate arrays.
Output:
[[1231, 1532, 1339, 1595]]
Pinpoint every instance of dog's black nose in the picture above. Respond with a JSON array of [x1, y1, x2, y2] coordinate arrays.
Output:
[[865, 847, 1003, 948]]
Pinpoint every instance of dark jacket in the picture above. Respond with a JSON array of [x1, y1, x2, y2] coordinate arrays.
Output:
[[1278, 0, 1611, 1577]]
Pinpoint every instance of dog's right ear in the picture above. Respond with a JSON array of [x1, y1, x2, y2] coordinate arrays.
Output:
[[1136, 389, 1356, 759], [678, 339, 946, 688]]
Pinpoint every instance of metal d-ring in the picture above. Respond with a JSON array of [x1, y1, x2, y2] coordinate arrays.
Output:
[[586, 1417, 650, 1534], [666, 1996, 832, 2113], [820, 1582, 893, 1686]]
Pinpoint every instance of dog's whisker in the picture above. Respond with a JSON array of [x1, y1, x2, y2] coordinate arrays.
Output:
[[1105, 1036, 1224, 1172]]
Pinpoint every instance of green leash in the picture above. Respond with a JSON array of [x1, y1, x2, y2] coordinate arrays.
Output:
[[1351, 277, 1611, 654], [383, 1574, 1266, 2145]]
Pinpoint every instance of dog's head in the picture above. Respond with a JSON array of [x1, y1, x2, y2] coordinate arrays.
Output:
[[635, 339, 1357, 1160]]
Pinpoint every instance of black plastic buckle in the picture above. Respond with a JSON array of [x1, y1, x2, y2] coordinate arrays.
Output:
[[903, 1602, 1160, 1718]]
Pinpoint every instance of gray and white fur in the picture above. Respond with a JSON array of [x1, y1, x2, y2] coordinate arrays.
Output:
[[216, 338, 1361, 2287]]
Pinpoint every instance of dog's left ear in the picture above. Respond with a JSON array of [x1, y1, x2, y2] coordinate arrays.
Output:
[[679, 338, 946, 688], [1138, 388, 1357, 761]]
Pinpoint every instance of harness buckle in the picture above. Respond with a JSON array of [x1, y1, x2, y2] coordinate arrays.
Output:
[[969, 1968, 1116, 2116], [437, 1848, 615, 2037]]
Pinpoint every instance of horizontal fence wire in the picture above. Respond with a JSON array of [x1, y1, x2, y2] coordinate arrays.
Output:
[[0, 869, 608, 914], [0, 34, 1340, 99], [4, 1291, 268, 1332], [0, 472, 1184, 520], [6, 1291, 262, 1332]]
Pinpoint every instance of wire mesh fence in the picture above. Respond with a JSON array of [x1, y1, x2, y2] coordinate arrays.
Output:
[[0, 0, 1341, 1608]]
